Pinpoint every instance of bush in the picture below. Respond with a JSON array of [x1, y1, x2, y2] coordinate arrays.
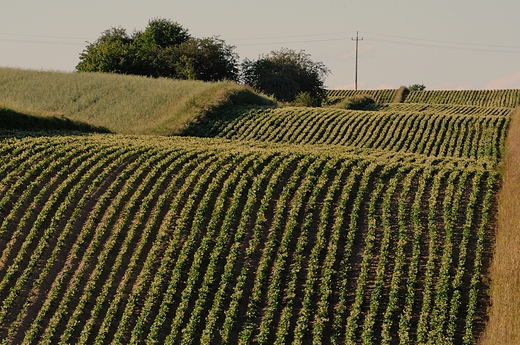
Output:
[[241, 48, 330, 104], [76, 19, 239, 82], [293, 91, 323, 107], [409, 84, 426, 91], [337, 94, 376, 110]]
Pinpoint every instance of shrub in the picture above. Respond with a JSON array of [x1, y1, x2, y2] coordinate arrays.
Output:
[[337, 94, 376, 110], [240, 48, 330, 104], [293, 92, 323, 107], [409, 84, 426, 92]]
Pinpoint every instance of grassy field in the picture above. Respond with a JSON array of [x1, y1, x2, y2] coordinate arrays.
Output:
[[0, 67, 275, 135], [0, 69, 519, 344]]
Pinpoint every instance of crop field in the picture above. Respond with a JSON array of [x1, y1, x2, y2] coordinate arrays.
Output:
[[0, 129, 499, 344], [0, 70, 518, 344], [404, 89, 520, 108], [325, 89, 397, 104], [187, 106, 509, 166]]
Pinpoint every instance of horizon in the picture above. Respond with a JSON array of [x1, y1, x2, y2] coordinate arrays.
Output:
[[1, 1, 520, 90]]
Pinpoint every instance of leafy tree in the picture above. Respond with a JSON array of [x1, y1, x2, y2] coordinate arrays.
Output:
[[76, 27, 137, 74], [409, 84, 426, 91], [241, 48, 330, 105], [134, 18, 190, 49], [167, 37, 239, 81], [76, 19, 239, 82]]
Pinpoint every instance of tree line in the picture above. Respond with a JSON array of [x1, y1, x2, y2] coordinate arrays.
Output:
[[76, 18, 330, 105]]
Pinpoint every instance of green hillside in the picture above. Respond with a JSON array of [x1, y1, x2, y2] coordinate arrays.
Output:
[[0, 70, 519, 344], [183, 105, 508, 167], [0, 67, 275, 135]]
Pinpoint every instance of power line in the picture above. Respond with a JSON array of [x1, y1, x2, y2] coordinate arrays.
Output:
[[363, 31, 520, 50], [366, 37, 520, 54], [0, 38, 86, 46], [227, 31, 356, 42], [0, 32, 94, 41]]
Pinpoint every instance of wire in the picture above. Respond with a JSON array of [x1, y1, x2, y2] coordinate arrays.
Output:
[[2, 28, 520, 54], [363, 31, 520, 50], [366, 37, 520, 54], [0, 32, 93, 40], [0, 38, 86, 46], [231, 30, 520, 54], [235, 36, 352, 46], [227, 31, 356, 42]]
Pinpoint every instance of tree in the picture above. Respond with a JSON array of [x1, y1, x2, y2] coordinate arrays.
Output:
[[409, 84, 426, 91], [135, 18, 190, 49], [76, 19, 239, 82], [241, 48, 330, 105], [76, 27, 137, 74], [167, 37, 239, 82]]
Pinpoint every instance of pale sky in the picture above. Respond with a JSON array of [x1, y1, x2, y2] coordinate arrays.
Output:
[[1, 0, 520, 90]]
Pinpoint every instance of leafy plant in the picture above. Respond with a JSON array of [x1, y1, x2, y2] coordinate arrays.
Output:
[[241, 48, 330, 104], [336, 94, 377, 110]]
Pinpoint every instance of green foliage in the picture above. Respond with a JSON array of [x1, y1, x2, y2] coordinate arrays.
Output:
[[292, 91, 323, 107], [336, 94, 376, 110], [241, 48, 330, 103], [168, 37, 239, 82], [76, 27, 138, 74], [135, 18, 190, 49], [409, 84, 426, 91], [76, 18, 239, 82]]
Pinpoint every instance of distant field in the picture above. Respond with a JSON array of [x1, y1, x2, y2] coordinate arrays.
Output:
[[325, 88, 520, 108], [405, 89, 520, 108], [185, 105, 509, 167], [325, 89, 397, 104]]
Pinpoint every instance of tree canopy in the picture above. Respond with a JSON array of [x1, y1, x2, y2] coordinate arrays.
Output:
[[76, 19, 239, 82], [241, 48, 330, 105], [76, 20, 333, 105]]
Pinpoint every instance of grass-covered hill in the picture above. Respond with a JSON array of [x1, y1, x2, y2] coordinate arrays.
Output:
[[0, 68, 519, 344], [0, 67, 275, 135]]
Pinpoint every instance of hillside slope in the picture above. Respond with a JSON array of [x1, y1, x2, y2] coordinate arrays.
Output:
[[0, 68, 274, 135]]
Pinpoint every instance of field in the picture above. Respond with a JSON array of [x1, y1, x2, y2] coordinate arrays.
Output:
[[0, 70, 519, 344], [0, 68, 275, 135]]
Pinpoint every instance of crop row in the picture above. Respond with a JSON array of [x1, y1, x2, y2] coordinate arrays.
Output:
[[325, 89, 397, 104], [0, 134, 497, 344], [405, 89, 520, 108], [207, 107, 509, 165], [385, 103, 512, 116]]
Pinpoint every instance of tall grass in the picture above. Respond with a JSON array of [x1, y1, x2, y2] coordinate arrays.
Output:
[[0, 67, 274, 135], [480, 106, 520, 345]]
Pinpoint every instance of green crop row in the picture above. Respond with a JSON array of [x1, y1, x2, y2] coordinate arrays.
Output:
[[405, 89, 520, 108], [0, 134, 498, 344], [201, 107, 508, 166]]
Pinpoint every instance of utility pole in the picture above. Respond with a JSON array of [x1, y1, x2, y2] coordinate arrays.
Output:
[[351, 31, 363, 90]]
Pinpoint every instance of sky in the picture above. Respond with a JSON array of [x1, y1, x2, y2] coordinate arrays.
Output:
[[1, 0, 520, 90]]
